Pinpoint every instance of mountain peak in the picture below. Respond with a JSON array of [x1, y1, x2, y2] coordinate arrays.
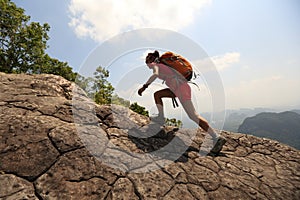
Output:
[[0, 72, 299, 199]]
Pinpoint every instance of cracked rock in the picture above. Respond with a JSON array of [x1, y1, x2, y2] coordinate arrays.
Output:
[[0, 174, 37, 200], [0, 72, 300, 200]]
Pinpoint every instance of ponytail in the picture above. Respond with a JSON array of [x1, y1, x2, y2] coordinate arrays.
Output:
[[153, 50, 159, 58], [145, 50, 160, 64]]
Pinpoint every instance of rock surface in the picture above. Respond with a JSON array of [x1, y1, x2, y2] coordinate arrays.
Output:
[[0, 72, 300, 199]]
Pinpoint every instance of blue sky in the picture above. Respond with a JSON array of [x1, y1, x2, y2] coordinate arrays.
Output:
[[11, 0, 300, 114]]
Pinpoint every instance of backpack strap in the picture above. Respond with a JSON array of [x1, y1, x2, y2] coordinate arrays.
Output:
[[188, 81, 200, 90], [172, 97, 179, 108]]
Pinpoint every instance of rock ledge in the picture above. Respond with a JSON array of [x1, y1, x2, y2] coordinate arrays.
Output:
[[0, 73, 299, 199]]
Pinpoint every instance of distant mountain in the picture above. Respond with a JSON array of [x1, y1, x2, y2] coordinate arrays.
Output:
[[221, 108, 276, 132], [291, 109, 300, 115], [238, 111, 300, 149]]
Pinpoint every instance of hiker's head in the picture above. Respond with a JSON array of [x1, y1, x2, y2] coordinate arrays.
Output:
[[145, 50, 159, 64]]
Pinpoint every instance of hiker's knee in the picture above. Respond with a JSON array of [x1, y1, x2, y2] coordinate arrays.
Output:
[[154, 91, 161, 100], [154, 91, 162, 104]]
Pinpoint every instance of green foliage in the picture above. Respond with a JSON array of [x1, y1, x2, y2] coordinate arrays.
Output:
[[0, 0, 77, 81], [111, 94, 130, 107], [77, 67, 147, 117], [38, 55, 78, 81], [76, 66, 114, 105], [129, 102, 149, 117], [0, 0, 48, 72], [92, 67, 114, 105], [75, 75, 94, 96], [165, 118, 183, 128]]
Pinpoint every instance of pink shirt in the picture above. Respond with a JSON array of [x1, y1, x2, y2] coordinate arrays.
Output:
[[148, 62, 191, 102]]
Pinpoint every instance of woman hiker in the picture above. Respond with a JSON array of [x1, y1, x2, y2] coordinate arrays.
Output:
[[137, 50, 226, 155]]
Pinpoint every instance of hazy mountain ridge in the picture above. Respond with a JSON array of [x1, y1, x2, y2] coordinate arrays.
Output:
[[238, 111, 300, 149], [222, 108, 277, 132], [199, 108, 282, 132]]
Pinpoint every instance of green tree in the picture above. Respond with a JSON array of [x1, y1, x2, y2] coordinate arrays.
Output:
[[78, 66, 115, 105], [0, 0, 48, 72], [0, 0, 77, 81], [93, 66, 114, 104], [39, 55, 78, 81], [129, 102, 149, 117]]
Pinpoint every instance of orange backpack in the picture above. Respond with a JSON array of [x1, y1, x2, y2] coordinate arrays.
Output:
[[159, 52, 193, 81]]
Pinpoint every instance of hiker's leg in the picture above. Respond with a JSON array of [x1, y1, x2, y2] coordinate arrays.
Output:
[[154, 88, 176, 117], [182, 100, 226, 155], [181, 100, 218, 138]]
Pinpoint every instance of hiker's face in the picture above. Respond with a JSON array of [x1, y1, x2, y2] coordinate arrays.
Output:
[[146, 54, 155, 64]]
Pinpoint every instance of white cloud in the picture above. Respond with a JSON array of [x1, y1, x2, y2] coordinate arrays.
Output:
[[211, 52, 240, 71], [68, 0, 211, 41], [191, 52, 240, 73]]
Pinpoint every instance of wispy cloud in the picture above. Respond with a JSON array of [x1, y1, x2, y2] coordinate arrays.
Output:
[[68, 0, 211, 42], [211, 52, 240, 71], [192, 52, 240, 73]]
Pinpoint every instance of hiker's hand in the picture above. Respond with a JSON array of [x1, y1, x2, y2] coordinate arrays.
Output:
[[138, 84, 149, 96], [138, 87, 145, 96]]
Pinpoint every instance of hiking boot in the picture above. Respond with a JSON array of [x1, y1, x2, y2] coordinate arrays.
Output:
[[210, 136, 227, 155], [150, 115, 165, 125]]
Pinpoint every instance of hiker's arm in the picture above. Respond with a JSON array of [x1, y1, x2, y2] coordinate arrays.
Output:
[[138, 65, 159, 96], [145, 65, 159, 86]]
